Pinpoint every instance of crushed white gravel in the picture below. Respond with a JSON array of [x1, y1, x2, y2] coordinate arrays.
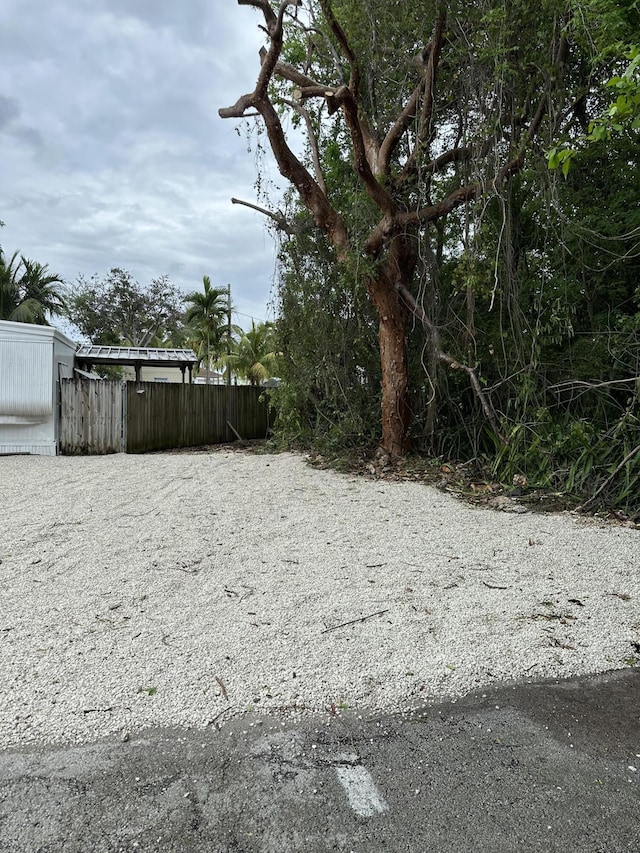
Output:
[[0, 449, 638, 749]]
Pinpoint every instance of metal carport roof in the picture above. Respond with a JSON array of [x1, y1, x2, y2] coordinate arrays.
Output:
[[75, 345, 198, 382]]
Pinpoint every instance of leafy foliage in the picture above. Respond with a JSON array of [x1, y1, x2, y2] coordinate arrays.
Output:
[[67, 268, 184, 347], [547, 0, 640, 171], [273, 215, 381, 447], [183, 276, 230, 383], [0, 247, 66, 324], [226, 0, 640, 513], [225, 320, 279, 386]]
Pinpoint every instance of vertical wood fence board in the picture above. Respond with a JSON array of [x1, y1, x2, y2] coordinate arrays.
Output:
[[61, 379, 269, 454], [60, 378, 123, 454], [124, 383, 269, 453]]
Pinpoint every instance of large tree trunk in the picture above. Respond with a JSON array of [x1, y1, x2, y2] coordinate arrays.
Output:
[[368, 275, 410, 456], [220, 2, 567, 457]]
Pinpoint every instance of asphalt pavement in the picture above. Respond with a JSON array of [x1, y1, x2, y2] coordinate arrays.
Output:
[[1, 669, 639, 852]]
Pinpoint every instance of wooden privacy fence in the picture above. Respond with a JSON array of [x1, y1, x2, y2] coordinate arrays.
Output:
[[60, 378, 124, 454], [60, 379, 270, 454], [125, 381, 269, 452]]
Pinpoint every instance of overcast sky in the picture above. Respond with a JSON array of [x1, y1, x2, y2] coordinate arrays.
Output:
[[0, 0, 284, 333]]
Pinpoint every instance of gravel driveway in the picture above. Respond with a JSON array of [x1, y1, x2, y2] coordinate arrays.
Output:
[[1, 449, 638, 748]]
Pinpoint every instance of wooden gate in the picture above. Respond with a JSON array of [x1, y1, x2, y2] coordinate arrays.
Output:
[[59, 378, 124, 454]]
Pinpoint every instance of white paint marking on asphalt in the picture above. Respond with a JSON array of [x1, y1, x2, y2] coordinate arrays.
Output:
[[334, 765, 389, 817]]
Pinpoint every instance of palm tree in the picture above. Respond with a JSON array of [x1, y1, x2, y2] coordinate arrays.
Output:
[[13, 258, 67, 324], [0, 248, 66, 324], [0, 248, 22, 321], [225, 321, 279, 386], [184, 276, 229, 384]]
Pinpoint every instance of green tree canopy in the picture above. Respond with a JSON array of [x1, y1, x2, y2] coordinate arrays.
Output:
[[219, 0, 640, 511], [1, 247, 66, 324], [221, 0, 577, 455], [184, 276, 230, 383], [547, 0, 640, 172], [67, 268, 184, 346], [225, 320, 279, 386]]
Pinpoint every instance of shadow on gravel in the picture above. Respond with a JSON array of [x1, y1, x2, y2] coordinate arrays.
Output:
[[1, 669, 639, 853]]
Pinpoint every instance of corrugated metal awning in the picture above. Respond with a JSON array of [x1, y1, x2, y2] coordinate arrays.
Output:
[[75, 345, 197, 368]]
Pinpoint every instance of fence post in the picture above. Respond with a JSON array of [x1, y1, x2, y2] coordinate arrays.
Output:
[[121, 381, 127, 452]]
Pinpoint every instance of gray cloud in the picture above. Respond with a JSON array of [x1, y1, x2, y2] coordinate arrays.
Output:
[[0, 0, 282, 329], [0, 94, 20, 131]]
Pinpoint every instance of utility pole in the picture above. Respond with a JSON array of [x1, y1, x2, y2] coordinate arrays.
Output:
[[226, 283, 232, 387]]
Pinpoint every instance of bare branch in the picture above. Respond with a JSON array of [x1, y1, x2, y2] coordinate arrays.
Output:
[[418, 13, 446, 141], [260, 96, 350, 257], [321, 609, 390, 634], [425, 136, 499, 174], [219, 93, 256, 119], [272, 54, 327, 90], [334, 87, 394, 215], [238, 0, 298, 37], [377, 82, 423, 176], [396, 282, 506, 443], [318, 0, 360, 96], [238, 0, 276, 27], [230, 197, 296, 235], [253, 2, 303, 103], [315, 0, 384, 177], [403, 11, 447, 176], [281, 99, 327, 196], [219, 0, 349, 256], [274, 51, 389, 207], [269, 55, 342, 120]]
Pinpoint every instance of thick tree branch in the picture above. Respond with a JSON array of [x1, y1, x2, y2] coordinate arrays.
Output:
[[273, 54, 392, 210], [260, 97, 350, 256], [272, 54, 328, 91], [403, 11, 447, 177], [328, 87, 393, 215], [219, 0, 349, 257], [238, 0, 296, 38], [271, 56, 346, 117], [238, 0, 276, 27], [230, 197, 296, 235], [392, 135, 501, 190], [418, 12, 446, 139], [315, 0, 388, 182], [365, 152, 523, 257], [377, 82, 423, 176], [318, 0, 360, 96], [239, 1, 300, 105], [364, 34, 570, 258], [424, 136, 500, 175], [219, 93, 256, 119]]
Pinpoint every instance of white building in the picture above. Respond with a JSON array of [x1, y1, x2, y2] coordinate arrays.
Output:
[[0, 320, 77, 456]]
